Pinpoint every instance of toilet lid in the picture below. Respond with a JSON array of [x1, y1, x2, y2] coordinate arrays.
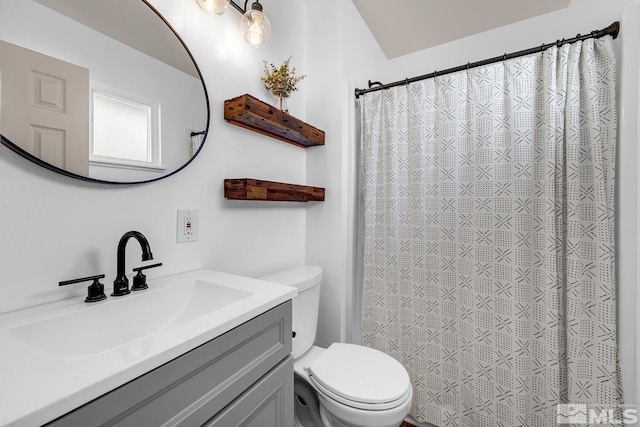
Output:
[[308, 343, 411, 410]]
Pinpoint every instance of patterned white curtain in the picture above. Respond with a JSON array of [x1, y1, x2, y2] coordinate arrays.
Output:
[[360, 37, 622, 426], [189, 131, 205, 157]]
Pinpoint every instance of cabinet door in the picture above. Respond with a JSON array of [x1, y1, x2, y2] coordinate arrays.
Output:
[[205, 356, 293, 427]]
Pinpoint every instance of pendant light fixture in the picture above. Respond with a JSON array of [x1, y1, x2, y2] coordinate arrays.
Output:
[[240, 2, 271, 47], [196, 0, 230, 15], [196, 0, 271, 47]]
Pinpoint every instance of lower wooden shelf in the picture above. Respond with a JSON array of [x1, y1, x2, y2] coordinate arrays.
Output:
[[224, 179, 325, 202]]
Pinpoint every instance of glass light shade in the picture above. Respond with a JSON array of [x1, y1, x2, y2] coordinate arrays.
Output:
[[196, 0, 230, 15], [240, 6, 271, 47]]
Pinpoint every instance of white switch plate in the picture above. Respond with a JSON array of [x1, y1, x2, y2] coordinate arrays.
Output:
[[177, 209, 198, 242]]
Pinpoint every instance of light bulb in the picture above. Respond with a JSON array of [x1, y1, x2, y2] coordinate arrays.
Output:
[[245, 12, 264, 46], [196, 0, 229, 15], [240, 2, 271, 47]]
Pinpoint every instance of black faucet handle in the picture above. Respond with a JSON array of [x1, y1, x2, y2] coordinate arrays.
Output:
[[131, 263, 163, 291], [132, 263, 163, 272], [59, 274, 107, 303]]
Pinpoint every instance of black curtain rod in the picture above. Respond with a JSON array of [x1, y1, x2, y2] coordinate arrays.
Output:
[[354, 21, 620, 99]]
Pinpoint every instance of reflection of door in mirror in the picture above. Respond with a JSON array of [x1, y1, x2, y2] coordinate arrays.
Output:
[[0, 40, 89, 175]]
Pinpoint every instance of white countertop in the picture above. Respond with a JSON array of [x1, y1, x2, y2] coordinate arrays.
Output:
[[0, 269, 296, 426]]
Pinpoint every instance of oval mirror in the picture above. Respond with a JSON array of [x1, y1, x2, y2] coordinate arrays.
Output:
[[0, 0, 209, 184]]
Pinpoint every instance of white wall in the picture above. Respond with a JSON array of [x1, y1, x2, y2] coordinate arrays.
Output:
[[0, 0, 309, 314], [619, 1, 640, 405], [304, 0, 388, 347], [304, 0, 345, 347]]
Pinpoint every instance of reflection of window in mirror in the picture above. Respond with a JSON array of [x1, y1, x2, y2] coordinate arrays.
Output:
[[90, 86, 163, 171]]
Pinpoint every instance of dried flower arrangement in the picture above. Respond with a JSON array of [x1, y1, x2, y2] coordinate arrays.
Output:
[[261, 56, 306, 96]]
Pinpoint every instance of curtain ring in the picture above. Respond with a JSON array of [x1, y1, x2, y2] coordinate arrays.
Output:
[[466, 62, 471, 70], [503, 53, 507, 62], [405, 78, 409, 86], [556, 39, 561, 47], [433, 70, 437, 79]]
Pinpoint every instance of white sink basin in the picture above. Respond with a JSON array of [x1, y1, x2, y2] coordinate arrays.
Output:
[[0, 268, 297, 427], [11, 280, 251, 357]]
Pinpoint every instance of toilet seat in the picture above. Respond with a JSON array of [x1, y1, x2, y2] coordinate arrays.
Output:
[[309, 375, 412, 411], [307, 343, 412, 411]]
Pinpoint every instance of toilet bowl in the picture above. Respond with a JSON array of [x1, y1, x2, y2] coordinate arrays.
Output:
[[260, 265, 412, 427]]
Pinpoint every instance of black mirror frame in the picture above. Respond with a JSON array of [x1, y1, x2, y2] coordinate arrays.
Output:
[[0, 0, 210, 185]]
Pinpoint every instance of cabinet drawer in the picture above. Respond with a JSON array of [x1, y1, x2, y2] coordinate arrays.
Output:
[[47, 301, 292, 427], [204, 356, 293, 427]]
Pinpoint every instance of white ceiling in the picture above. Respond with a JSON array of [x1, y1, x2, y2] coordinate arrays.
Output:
[[351, 0, 571, 59], [33, 0, 572, 72], [33, 0, 198, 77]]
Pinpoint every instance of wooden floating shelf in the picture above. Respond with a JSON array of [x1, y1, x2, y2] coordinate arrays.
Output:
[[224, 94, 325, 148], [224, 179, 325, 202]]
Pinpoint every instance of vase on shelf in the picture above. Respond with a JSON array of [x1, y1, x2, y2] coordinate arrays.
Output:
[[271, 88, 289, 113]]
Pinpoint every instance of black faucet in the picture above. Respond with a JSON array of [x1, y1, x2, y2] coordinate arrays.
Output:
[[112, 231, 154, 297]]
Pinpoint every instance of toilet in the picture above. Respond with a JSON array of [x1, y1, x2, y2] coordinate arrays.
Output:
[[260, 265, 412, 427]]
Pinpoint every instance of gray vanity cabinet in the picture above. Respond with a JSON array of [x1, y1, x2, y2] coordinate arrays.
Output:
[[205, 357, 292, 426], [47, 301, 293, 427]]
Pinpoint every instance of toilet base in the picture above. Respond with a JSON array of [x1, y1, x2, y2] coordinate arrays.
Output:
[[293, 345, 412, 427], [294, 378, 408, 427], [294, 374, 323, 427], [315, 386, 411, 427]]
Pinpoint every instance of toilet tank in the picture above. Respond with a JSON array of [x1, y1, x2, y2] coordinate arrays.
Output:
[[260, 265, 322, 359]]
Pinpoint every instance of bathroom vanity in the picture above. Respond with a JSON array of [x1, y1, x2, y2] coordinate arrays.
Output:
[[0, 269, 296, 427], [48, 301, 293, 426]]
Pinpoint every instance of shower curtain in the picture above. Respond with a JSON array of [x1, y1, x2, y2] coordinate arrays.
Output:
[[189, 132, 205, 157], [359, 37, 622, 426]]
